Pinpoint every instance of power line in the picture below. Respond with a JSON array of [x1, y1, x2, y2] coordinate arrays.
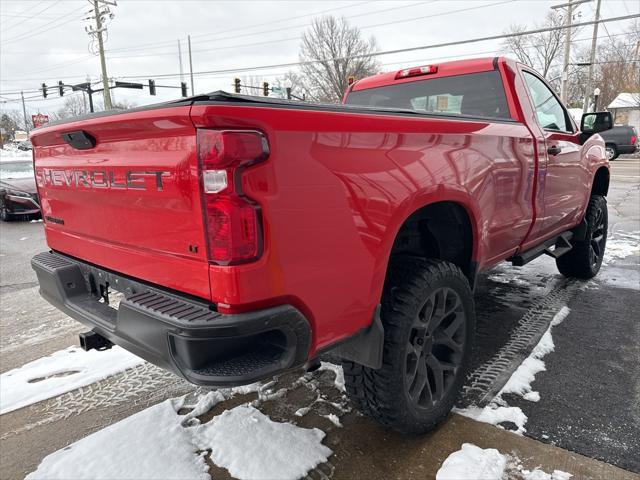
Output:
[[1, 6, 87, 45], [1, 0, 62, 35], [104, 0, 509, 60], [1, 13, 637, 98], [114, 13, 639, 81], [0, 0, 47, 27], [101, 0, 373, 55]]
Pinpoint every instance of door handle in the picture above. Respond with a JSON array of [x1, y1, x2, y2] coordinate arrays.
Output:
[[547, 145, 562, 156]]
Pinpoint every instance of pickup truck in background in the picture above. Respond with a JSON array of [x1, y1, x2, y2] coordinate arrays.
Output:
[[599, 125, 638, 160], [29, 57, 612, 434]]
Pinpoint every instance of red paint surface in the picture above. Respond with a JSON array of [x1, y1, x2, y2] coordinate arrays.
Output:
[[30, 58, 608, 355]]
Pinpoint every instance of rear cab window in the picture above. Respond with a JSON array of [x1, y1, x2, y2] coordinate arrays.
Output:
[[345, 70, 511, 120]]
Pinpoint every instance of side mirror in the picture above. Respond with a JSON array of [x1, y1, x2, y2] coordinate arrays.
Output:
[[581, 111, 612, 134]]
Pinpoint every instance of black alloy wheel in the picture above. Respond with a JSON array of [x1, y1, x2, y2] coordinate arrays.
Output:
[[405, 287, 466, 408]]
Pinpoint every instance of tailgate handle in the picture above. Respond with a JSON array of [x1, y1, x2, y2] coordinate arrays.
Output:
[[61, 130, 96, 150]]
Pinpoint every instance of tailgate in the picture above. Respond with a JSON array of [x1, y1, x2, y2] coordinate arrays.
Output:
[[30, 106, 211, 300]]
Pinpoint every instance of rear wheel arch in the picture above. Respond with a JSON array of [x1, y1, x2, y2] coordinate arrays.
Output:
[[388, 201, 477, 287], [591, 166, 610, 197]]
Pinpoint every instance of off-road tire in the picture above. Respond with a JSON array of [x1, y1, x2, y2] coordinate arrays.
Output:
[[342, 258, 475, 434], [556, 195, 607, 279]]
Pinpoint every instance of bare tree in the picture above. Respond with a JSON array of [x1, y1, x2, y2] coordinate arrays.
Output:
[[0, 111, 19, 143], [298, 16, 380, 103], [590, 21, 640, 109], [50, 95, 90, 120], [240, 75, 264, 96], [272, 71, 304, 99], [502, 12, 566, 77], [112, 99, 137, 110]]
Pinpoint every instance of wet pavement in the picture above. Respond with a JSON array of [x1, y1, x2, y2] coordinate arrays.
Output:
[[1, 156, 638, 479]]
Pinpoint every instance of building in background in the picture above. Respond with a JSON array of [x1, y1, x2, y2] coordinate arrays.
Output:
[[608, 93, 640, 131]]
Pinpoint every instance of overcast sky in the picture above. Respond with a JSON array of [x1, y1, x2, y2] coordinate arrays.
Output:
[[1, 0, 637, 116]]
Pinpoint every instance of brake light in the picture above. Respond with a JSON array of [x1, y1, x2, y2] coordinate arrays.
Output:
[[395, 65, 438, 80], [631, 134, 637, 145], [198, 129, 268, 264]]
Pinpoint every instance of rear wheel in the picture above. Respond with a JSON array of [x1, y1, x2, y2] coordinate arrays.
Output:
[[556, 195, 607, 279], [343, 258, 475, 434], [605, 145, 618, 161]]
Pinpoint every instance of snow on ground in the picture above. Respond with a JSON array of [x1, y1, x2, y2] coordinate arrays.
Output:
[[27, 390, 333, 480], [457, 307, 571, 435], [602, 231, 640, 266], [25, 397, 210, 480], [0, 145, 31, 161], [436, 444, 572, 480], [522, 468, 573, 480], [196, 405, 332, 480], [0, 345, 144, 414], [318, 361, 345, 392], [436, 443, 506, 480]]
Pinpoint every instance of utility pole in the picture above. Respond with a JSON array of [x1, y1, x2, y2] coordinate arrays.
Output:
[[560, 0, 573, 104], [188, 34, 195, 95], [86, 0, 116, 110], [551, 0, 590, 104], [178, 39, 185, 84], [20, 91, 29, 133], [583, 0, 601, 113]]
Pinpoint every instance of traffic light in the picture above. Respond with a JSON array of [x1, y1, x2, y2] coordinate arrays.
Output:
[[148, 79, 156, 96], [42, 83, 47, 98], [181, 82, 188, 97], [58, 81, 64, 96], [263, 82, 269, 96], [347, 76, 355, 86], [234, 78, 241, 94]]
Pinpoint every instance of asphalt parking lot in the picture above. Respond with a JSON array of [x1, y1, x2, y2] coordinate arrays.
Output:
[[1, 156, 638, 479]]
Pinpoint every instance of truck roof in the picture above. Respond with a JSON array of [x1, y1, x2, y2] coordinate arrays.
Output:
[[350, 56, 505, 92]]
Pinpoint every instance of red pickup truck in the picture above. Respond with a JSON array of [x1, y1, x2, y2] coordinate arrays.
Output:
[[30, 57, 612, 433]]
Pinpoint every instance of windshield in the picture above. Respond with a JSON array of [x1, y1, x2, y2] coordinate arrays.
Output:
[[0, 161, 34, 180]]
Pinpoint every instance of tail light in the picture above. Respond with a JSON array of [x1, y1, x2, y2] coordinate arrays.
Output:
[[631, 134, 637, 145], [198, 129, 268, 264]]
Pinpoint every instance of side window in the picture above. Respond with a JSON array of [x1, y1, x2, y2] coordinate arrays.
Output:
[[522, 72, 570, 132]]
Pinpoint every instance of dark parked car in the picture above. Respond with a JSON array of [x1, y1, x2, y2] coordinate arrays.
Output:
[[16, 140, 33, 151], [599, 125, 638, 160], [0, 160, 40, 221]]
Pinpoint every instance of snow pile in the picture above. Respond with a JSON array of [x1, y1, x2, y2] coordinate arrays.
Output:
[[25, 398, 210, 480], [457, 307, 571, 434], [0, 346, 144, 414], [436, 443, 507, 480], [602, 231, 639, 266], [437, 444, 573, 480], [27, 395, 332, 480], [522, 468, 573, 480], [318, 361, 346, 392], [196, 405, 332, 480]]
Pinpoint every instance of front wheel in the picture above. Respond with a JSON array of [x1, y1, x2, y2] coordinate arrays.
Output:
[[0, 198, 12, 222], [343, 258, 475, 434], [556, 195, 608, 279]]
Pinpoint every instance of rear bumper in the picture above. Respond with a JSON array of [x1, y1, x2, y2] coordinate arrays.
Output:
[[31, 251, 311, 387], [617, 145, 639, 155]]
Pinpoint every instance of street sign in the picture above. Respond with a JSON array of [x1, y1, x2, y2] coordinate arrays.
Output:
[[32, 113, 49, 128], [271, 86, 283, 94]]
